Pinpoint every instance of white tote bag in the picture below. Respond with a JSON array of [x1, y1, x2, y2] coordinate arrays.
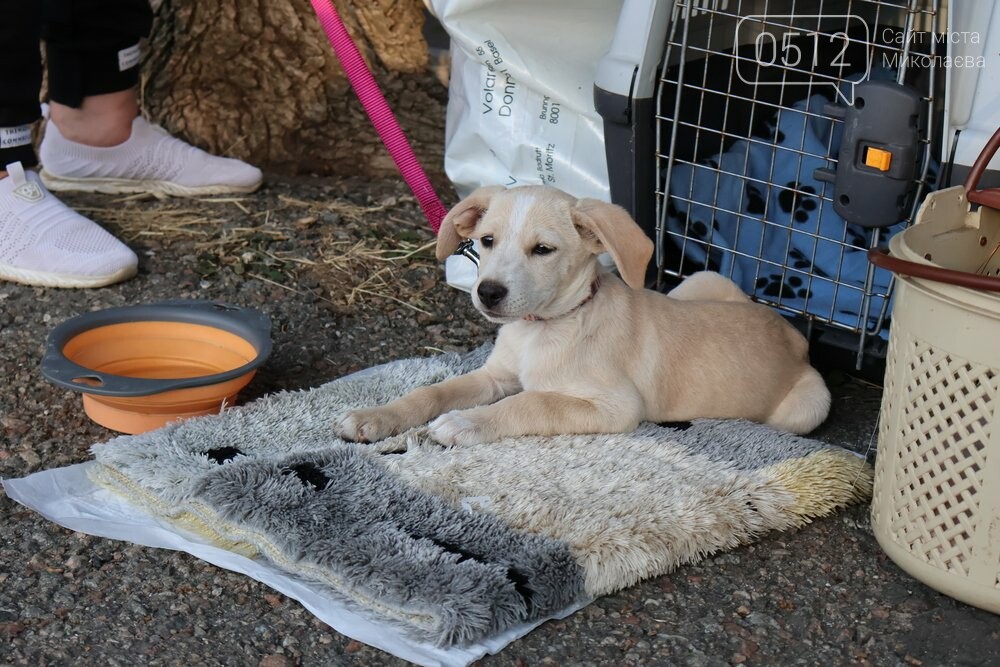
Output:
[[427, 0, 623, 290]]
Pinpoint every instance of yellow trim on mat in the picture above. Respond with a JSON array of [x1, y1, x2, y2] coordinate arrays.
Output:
[[763, 449, 873, 520]]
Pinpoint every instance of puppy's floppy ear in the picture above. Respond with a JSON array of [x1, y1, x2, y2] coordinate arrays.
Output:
[[436, 186, 506, 261], [571, 198, 653, 289]]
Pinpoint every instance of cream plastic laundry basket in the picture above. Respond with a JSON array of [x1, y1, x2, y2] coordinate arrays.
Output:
[[867, 130, 1000, 614]]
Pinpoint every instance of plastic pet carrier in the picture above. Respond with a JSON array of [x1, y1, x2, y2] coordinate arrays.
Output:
[[596, 0, 947, 371]]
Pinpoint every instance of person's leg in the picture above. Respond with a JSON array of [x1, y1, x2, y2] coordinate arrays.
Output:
[[0, 0, 138, 288], [0, 1, 43, 175], [43, 0, 149, 147], [50, 90, 138, 148], [39, 0, 263, 197]]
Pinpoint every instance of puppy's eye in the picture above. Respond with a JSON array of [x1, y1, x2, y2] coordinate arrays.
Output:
[[480, 235, 494, 248], [532, 244, 555, 256]]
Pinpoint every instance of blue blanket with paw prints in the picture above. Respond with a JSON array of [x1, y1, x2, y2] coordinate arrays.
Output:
[[666, 90, 933, 336]]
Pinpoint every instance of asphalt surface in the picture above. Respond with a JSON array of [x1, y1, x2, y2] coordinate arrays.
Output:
[[2, 174, 998, 666]]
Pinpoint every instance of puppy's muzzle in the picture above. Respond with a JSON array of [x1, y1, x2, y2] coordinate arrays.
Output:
[[477, 281, 508, 309]]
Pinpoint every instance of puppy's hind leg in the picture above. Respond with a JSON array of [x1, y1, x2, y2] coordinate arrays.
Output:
[[766, 367, 831, 435], [668, 271, 750, 303]]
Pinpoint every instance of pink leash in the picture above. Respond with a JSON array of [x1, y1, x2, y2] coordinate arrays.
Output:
[[309, 0, 449, 232]]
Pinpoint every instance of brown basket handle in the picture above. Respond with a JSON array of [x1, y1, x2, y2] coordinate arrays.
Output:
[[868, 248, 1000, 292], [964, 126, 1000, 209]]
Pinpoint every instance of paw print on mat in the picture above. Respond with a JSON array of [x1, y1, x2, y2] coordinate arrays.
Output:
[[690, 219, 716, 238], [745, 184, 767, 215], [844, 227, 869, 252], [778, 181, 819, 224], [788, 248, 830, 278], [755, 274, 813, 300]]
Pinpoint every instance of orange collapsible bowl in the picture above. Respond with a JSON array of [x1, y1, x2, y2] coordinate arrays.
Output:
[[41, 300, 272, 434]]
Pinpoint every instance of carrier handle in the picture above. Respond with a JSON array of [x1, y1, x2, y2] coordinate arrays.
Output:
[[964, 126, 1000, 209], [867, 248, 1000, 292]]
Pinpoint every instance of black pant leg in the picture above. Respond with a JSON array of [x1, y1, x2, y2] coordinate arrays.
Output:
[[0, 1, 43, 167], [43, 0, 155, 108]]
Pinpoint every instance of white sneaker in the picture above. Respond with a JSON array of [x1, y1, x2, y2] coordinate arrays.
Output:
[[0, 162, 138, 288], [39, 116, 263, 197]]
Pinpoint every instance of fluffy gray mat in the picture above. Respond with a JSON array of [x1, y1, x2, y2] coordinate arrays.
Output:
[[89, 347, 872, 647]]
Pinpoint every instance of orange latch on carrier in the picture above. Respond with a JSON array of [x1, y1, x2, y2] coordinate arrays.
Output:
[[863, 146, 892, 172]]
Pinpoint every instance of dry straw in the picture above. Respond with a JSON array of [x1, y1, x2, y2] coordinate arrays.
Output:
[[76, 192, 437, 313]]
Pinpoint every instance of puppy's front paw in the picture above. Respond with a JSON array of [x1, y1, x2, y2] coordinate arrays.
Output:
[[428, 410, 490, 446], [334, 408, 402, 443]]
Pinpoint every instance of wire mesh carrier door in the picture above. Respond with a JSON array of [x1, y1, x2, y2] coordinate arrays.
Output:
[[655, 0, 942, 368]]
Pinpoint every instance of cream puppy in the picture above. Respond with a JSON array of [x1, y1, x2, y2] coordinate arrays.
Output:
[[335, 185, 830, 446]]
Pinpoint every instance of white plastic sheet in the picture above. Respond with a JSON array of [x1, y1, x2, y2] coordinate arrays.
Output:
[[3, 464, 587, 667]]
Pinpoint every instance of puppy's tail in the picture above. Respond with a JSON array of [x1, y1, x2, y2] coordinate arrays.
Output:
[[767, 368, 831, 435], [668, 271, 750, 303]]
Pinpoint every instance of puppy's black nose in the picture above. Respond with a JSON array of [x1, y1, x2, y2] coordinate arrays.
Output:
[[477, 281, 508, 308]]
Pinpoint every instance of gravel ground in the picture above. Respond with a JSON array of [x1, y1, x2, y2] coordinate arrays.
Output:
[[2, 174, 999, 667]]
